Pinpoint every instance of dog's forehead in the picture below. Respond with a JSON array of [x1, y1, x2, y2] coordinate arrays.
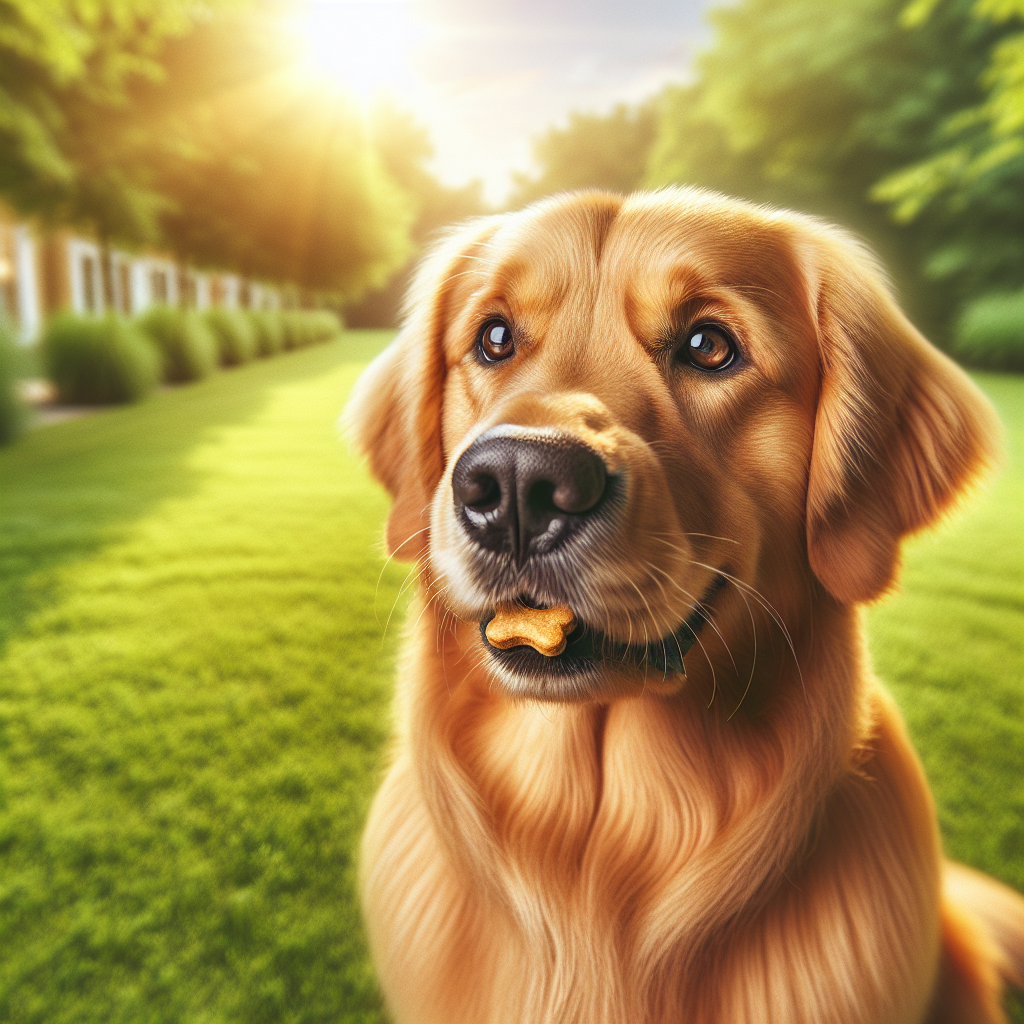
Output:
[[463, 190, 810, 332], [608, 192, 804, 297], [477, 192, 621, 307]]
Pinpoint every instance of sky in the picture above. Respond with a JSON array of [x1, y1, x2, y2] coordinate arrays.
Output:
[[291, 0, 716, 203]]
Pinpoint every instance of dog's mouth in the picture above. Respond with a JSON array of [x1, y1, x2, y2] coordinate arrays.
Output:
[[478, 574, 728, 697]]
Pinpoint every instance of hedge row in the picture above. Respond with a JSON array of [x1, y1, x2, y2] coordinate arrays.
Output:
[[0, 316, 27, 444], [40, 307, 343, 407]]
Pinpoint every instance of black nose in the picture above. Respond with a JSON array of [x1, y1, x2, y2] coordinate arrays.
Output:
[[452, 425, 609, 560]]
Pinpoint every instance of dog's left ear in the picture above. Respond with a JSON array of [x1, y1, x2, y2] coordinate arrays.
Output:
[[344, 218, 501, 560], [805, 228, 1002, 604]]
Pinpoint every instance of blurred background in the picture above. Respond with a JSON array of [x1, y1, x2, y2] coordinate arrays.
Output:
[[0, 1, 1020, 1022], [1, 0, 1021, 358]]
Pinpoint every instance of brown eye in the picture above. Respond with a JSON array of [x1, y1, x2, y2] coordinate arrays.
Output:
[[683, 325, 736, 371], [477, 318, 515, 363]]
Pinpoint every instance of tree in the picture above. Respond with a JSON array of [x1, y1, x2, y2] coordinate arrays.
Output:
[[0, 0, 209, 244], [345, 102, 488, 326], [871, 0, 1023, 306], [644, 0, 1020, 345], [367, 100, 487, 248], [509, 101, 659, 208], [0, 2, 417, 297], [874, 0, 1023, 219]]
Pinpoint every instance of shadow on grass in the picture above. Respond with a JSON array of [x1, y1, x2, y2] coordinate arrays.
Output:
[[0, 332, 392, 658]]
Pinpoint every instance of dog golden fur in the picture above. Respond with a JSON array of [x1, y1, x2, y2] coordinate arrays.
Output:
[[346, 188, 1024, 1023]]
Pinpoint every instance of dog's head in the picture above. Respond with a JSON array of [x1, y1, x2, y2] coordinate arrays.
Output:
[[346, 188, 999, 702]]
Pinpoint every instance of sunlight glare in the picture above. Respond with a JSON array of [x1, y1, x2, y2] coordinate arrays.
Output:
[[291, 0, 423, 104]]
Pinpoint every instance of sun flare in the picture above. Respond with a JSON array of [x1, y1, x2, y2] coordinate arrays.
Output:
[[289, 0, 423, 104]]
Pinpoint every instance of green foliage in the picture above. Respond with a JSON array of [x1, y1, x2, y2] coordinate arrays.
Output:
[[346, 103, 490, 328], [510, 100, 660, 208], [0, 334, 401, 1024], [952, 289, 1024, 370], [143, 17, 414, 296], [0, 0, 210, 244], [0, 4, 417, 297], [137, 305, 217, 382], [873, 0, 1024, 222], [0, 316, 28, 444], [368, 102, 488, 240], [42, 312, 159, 403], [247, 310, 285, 358], [305, 310, 344, 344], [279, 310, 343, 351], [644, 0, 1023, 346], [280, 311, 305, 351], [205, 307, 256, 367]]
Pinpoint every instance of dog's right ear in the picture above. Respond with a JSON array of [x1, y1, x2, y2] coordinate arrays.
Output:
[[804, 226, 1002, 604], [344, 219, 501, 560]]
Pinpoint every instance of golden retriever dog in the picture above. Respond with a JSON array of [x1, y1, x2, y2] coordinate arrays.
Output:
[[346, 187, 1024, 1023]]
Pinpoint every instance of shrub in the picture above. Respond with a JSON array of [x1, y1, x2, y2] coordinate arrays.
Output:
[[0, 316, 28, 444], [247, 310, 285, 357], [205, 308, 257, 366], [953, 290, 1024, 373], [279, 310, 310, 350], [307, 309, 343, 344], [280, 309, 343, 350], [137, 306, 218, 383], [42, 313, 159, 404]]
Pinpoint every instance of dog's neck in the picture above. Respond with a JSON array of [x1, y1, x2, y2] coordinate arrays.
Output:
[[399, 589, 874, 962]]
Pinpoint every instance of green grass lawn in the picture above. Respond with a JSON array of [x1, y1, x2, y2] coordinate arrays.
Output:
[[868, 372, 1024, 892], [0, 336, 1020, 1023]]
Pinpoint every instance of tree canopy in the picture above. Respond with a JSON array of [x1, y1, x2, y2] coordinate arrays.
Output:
[[0, 0, 416, 297], [137, 13, 414, 296], [0, 0, 207, 243], [869, 0, 1024, 311], [511, 0, 1022, 356], [345, 101, 488, 326], [509, 101, 658, 208], [643, 0, 1024, 341]]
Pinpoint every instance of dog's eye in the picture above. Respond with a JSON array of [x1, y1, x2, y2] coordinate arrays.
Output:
[[682, 325, 736, 371], [477, 319, 516, 363]]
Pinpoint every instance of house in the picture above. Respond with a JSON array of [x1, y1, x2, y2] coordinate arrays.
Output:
[[0, 205, 282, 344], [0, 214, 43, 343]]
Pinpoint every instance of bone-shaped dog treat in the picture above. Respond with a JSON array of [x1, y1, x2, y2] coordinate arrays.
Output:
[[485, 604, 577, 657]]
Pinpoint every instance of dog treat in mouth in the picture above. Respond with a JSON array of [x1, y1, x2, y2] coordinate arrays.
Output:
[[485, 604, 577, 657]]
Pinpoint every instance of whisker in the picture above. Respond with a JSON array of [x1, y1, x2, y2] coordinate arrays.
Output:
[[641, 559, 738, 677], [374, 525, 431, 623], [690, 560, 806, 701], [382, 558, 427, 645], [649, 530, 739, 549], [726, 582, 758, 721]]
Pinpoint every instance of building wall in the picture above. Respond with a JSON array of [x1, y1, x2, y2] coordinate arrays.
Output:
[[0, 209, 288, 342], [194, 273, 211, 311], [0, 211, 44, 342], [109, 250, 134, 315], [0, 217, 18, 326], [66, 237, 105, 315], [41, 233, 72, 318], [14, 226, 42, 341], [219, 273, 241, 310]]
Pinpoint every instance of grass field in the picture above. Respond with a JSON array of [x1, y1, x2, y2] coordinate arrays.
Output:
[[0, 334, 1020, 1023], [868, 372, 1024, 892]]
